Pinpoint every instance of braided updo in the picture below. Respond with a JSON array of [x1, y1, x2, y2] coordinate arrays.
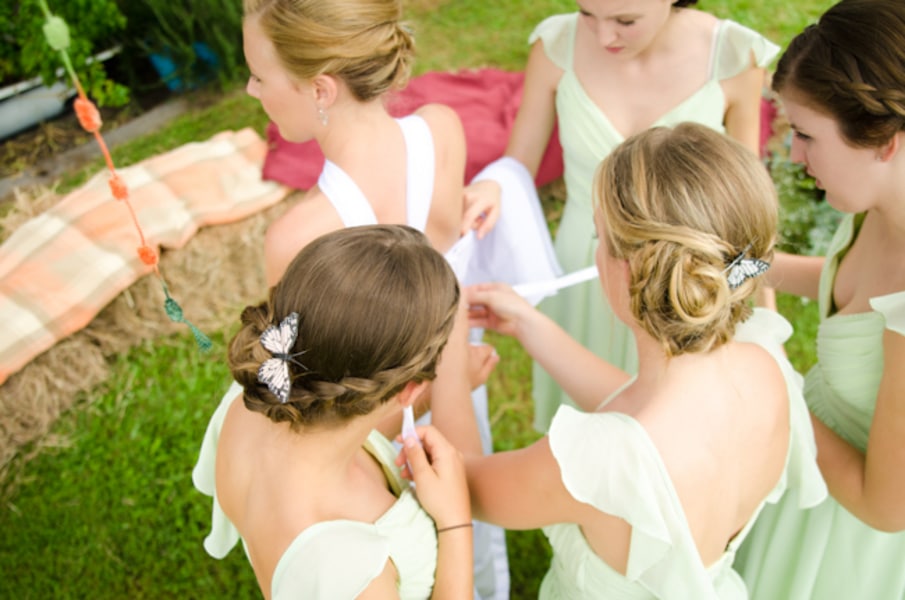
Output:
[[595, 123, 778, 357], [228, 225, 459, 429], [772, 0, 905, 147], [244, 0, 414, 101]]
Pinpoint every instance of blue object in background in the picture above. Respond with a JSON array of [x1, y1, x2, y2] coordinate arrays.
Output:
[[149, 42, 220, 92]]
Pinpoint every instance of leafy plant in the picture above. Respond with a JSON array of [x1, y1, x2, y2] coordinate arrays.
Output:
[[772, 157, 841, 256], [116, 0, 245, 93], [2, 0, 130, 107]]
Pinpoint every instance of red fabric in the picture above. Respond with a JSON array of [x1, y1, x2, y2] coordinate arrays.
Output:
[[261, 68, 564, 190], [759, 95, 779, 158], [260, 67, 776, 191]]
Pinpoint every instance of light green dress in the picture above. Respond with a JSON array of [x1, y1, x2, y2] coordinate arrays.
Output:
[[539, 309, 827, 599], [192, 382, 439, 599], [736, 214, 905, 599], [530, 13, 780, 432]]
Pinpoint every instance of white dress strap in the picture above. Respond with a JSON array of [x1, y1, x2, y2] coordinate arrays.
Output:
[[317, 160, 378, 227], [397, 115, 434, 232]]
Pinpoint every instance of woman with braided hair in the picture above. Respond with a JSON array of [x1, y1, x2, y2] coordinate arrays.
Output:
[[241, 2, 511, 594], [193, 225, 482, 598], [734, 1, 905, 597], [461, 123, 825, 599]]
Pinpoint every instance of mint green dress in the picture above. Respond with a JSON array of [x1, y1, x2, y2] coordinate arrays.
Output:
[[539, 309, 826, 599], [530, 13, 780, 432], [192, 382, 439, 599], [736, 214, 905, 599]]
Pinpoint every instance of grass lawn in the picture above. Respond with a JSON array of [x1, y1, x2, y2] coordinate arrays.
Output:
[[1, 1, 836, 597]]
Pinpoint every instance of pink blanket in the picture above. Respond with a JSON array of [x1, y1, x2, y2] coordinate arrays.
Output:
[[262, 68, 565, 190], [262, 68, 777, 191]]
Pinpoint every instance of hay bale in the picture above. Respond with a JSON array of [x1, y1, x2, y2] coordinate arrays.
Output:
[[0, 189, 298, 477]]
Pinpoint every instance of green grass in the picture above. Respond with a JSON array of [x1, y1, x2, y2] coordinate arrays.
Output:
[[1, 0, 835, 596], [1, 334, 260, 598]]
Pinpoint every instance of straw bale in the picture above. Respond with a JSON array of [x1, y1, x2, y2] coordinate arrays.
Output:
[[0, 188, 299, 478]]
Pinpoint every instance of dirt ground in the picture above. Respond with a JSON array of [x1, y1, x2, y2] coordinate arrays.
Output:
[[0, 87, 183, 202]]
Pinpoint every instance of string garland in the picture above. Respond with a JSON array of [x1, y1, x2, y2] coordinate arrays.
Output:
[[39, 1, 212, 352]]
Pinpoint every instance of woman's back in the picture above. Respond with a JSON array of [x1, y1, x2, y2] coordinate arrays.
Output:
[[214, 388, 429, 597], [540, 311, 812, 599], [263, 104, 465, 285]]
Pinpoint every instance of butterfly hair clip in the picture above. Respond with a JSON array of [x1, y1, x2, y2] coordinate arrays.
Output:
[[724, 243, 770, 290], [257, 312, 308, 404]]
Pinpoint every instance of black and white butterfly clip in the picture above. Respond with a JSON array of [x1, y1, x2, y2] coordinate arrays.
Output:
[[724, 247, 770, 290], [257, 312, 305, 404]]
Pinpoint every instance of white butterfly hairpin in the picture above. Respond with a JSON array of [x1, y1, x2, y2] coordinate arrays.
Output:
[[257, 312, 307, 404], [724, 243, 770, 290]]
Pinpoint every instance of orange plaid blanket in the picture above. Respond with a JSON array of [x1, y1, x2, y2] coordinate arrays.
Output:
[[0, 128, 289, 385]]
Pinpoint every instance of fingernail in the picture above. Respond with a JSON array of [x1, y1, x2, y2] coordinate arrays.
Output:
[[404, 437, 416, 448]]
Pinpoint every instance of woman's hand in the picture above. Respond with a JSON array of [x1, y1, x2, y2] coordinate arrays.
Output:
[[461, 180, 501, 239], [465, 282, 535, 339], [467, 343, 499, 390], [397, 426, 471, 528]]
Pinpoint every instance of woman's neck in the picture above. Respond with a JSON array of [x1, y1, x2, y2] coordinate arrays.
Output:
[[630, 328, 721, 393], [315, 97, 396, 164], [261, 406, 388, 479]]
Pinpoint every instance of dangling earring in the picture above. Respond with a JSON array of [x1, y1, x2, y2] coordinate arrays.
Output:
[[317, 106, 329, 126]]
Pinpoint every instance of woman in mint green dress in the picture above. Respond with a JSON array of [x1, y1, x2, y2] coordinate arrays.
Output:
[[463, 124, 825, 599], [735, 2, 905, 598], [193, 226, 479, 599]]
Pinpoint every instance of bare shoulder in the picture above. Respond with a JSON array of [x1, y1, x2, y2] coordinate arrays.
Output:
[[414, 103, 465, 144], [266, 188, 337, 244], [264, 187, 343, 285], [677, 7, 721, 36]]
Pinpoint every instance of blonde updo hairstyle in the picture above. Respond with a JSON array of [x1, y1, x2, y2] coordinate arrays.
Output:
[[595, 123, 778, 357], [228, 225, 460, 429], [243, 0, 414, 101]]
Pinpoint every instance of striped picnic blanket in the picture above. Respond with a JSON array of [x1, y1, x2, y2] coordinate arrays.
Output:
[[0, 128, 289, 385]]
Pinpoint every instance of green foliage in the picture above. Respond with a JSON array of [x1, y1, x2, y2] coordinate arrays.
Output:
[[772, 158, 841, 256], [116, 0, 246, 92], [2, 0, 130, 107]]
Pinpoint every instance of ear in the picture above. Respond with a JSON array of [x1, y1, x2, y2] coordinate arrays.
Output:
[[311, 74, 339, 109], [397, 380, 429, 408], [876, 132, 901, 162]]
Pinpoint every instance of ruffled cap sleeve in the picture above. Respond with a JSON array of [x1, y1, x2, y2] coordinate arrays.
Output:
[[271, 522, 391, 600], [192, 381, 244, 558], [712, 20, 780, 80], [733, 309, 827, 510], [870, 291, 905, 336], [528, 13, 576, 72], [548, 405, 719, 598]]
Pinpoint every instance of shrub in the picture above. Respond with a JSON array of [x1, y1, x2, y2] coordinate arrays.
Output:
[[1, 0, 130, 107]]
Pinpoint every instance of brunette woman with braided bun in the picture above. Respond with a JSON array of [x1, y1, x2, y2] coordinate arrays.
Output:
[[735, 2, 905, 598], [193, 225, 481, 599], [240, 3, 510, 594], [463, 123, 825, 599]]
